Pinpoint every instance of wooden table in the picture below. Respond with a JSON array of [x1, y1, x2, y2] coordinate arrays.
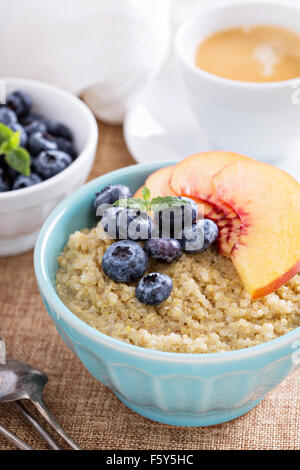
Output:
[[0, 122, 299, 450]]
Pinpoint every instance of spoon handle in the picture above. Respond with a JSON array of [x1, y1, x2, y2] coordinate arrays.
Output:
[[0, 424, 33, 450], [0, 335, 6, 364], [31, 396, 82, 450], [15, 401, 62, 450]]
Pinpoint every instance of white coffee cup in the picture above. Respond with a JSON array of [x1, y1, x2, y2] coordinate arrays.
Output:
[[175, 1, 300, 162]]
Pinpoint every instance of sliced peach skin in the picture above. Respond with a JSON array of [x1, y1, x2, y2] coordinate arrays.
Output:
[[213, 160, 300, 299]]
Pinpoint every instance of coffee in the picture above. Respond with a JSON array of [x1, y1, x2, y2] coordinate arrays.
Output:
[[195, 25, 300, 82]]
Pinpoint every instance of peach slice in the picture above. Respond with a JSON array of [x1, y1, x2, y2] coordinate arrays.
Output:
[[134, 167, 177, 199], [218, 217, 242, 257], [133, 167, 177, 221], [170, 152, 250, 255], [133, 186, 144, 198], [134, 156, 243, 257], [213, 160, 300, 299], [180, 196, 240, 256], [170, 151, 250, 216], [145, 166, 177, 197], [143, 164, 228, 229]]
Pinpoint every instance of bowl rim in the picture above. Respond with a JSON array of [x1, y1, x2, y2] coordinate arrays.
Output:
[[34, 161, 300, 363], [0, 77, 98, 201], [175, 1, 300, 90]]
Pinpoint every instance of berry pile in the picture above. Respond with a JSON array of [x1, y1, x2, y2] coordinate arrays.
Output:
[[95, 184, 219, 306], [0, 90, 77, 192]]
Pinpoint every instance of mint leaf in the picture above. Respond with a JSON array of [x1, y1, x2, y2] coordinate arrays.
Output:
[[113, 198, 148, 211], [150, 196, 189, 211], [5, 148, 31, 176], [0, 123, 31, 175], [142, 186, 151, 201], [0, 131, 20, 154], [0, 123, 13, 146], [113, 193, 189, 213]]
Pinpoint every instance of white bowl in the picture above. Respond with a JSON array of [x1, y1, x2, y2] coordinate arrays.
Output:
[[175, 2, 300, 163], [0, 78, 98, 256]]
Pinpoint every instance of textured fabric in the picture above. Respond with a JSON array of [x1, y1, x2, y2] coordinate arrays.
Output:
[[0, 122, 299, 450]]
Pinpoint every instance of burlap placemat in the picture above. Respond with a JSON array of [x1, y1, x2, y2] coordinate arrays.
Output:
[[0, 122, 299, 450]]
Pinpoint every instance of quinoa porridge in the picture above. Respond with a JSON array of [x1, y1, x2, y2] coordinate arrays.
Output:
[[56, 225, 300, 354]]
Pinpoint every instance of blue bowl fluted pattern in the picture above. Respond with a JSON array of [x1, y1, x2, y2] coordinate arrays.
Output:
[[34, 162, 300, 426]]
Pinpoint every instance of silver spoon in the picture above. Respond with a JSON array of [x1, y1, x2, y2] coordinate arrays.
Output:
[[0, 338, 81, 450], [0, 423, 33, 450], [14, 400, 62, 450], [0, 335, 5, 364]]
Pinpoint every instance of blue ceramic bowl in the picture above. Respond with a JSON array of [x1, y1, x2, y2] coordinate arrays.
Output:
[[34, 162, 300, 427]]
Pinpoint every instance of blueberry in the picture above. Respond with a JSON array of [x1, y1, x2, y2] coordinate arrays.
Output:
[[6, 91, 32, 118], [178, 197, 198, 222], [21, 113, 48, 127], [47, 121, 73, 141], [144, 238, 182, 263], [34, 150, 72, 179], [30, 156, 38, 174], [0, 160, 20, 184], [24, 120, 47, 136], [100, 205, 123, 228], [121, 209, 154, 241], [12, 173, 42, 190], [179, 219, 219, 253], [55, 137, 77, 159], [9, 123, 28, 147], [28, 132, 58, 155], [0, 107, 17, 126], [154, 197, 198, 238], [101, 207, 154, 241], [94, 184, 132, 213], [135, 273, 173, 306], [0, 168, 10, 192], [102, 240, 148, 283]]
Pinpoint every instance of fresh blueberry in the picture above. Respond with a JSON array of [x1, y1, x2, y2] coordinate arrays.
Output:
[[135, 273, 173, 306], [101, 207, 154, 241], [0, 160, 19, 182], [47, 121, 73, 141], [30, 155, 38, 173], [21, 113, 48, 127], [102, 240, 148, 283], [9, 123, 28, 147], [0, 168, 10, 192], [94, 184, 132, 212], [99, 205, 123, 227], [6, 91, 32, 118], [179, 219, 219, 253], [0, 107, 17, 126], [28, 132, 58, 156], [12, 173, 42, 190], [55, 137, 77, 159], [178, 197, 198, 222], [144, 238, 182, 263], [24, 120, 47, 136], [34, 150, 72, 179], [154, 197, 198, 238], [120, 209, 154, 241]]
